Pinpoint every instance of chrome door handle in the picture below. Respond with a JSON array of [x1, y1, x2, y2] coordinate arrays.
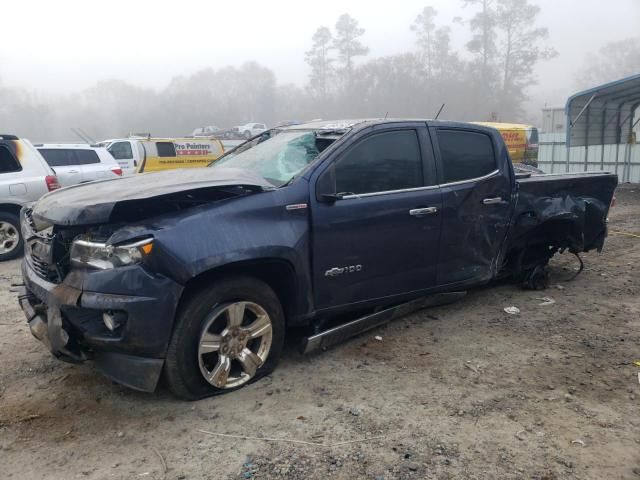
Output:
[[409, 207, 438, 216], [483, 197, 505, 205], [68, 170, 80, 174]]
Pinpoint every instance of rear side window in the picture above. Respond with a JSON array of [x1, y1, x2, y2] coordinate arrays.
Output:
[[156, 142, 176, 157], [39, 149, 99, 166], [0, 145, 22, 173], [335, 130, 423, 195], [74, 150, 100, 164], [108, 142, 133, 160], [39, 149, 76, 167], [437, 130, 496, 184], [527, 128, 539, 145]]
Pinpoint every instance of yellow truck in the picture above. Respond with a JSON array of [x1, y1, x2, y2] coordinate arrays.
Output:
[[472, 122, 539, 166], [100, 137, 225, 174]]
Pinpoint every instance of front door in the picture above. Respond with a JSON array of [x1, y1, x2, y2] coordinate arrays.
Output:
[[107, 141, 136, 173], [311, 125, 442, 310]]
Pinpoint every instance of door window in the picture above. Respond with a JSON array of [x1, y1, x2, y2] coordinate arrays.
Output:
[[0, 145, 22, 173], [436, 130, 496, 184], [74, 150, 100, 164], [108, 142, 133, 160], [334, 130, 423, 195]]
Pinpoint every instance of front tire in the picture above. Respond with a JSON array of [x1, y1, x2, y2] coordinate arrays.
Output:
[[164, 275, 285, 400], [0, 212, 23, 261]]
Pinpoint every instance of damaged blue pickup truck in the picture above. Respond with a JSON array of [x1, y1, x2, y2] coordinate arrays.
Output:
[[18, 119, 617, 399]]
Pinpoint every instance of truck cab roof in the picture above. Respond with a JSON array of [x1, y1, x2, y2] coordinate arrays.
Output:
[[282, 118, 499, 134]]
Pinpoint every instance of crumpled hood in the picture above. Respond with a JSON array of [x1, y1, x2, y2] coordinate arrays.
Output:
[[32, 167, 273, 226]]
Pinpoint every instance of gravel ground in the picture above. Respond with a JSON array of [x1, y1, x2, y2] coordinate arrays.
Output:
[[0, 186, 638, 480]]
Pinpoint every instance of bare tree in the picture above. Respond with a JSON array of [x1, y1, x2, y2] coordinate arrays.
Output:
[[333, 14, 369, 87]]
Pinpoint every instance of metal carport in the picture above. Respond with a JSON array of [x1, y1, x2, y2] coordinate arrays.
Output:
[[565, 74, 640, 181]]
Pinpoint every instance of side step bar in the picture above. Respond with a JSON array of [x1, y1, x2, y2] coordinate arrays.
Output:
[[302, 291, 466, 354]]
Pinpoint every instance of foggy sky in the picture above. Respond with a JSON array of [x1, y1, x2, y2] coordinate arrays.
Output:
[[2, 0, 639, 117]]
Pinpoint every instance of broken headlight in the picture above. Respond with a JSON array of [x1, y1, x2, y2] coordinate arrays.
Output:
[[70, 236, 153, 270]]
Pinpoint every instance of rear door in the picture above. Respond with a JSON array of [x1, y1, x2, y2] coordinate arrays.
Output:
[[38, 148, 82, 187], [0, 141, 27, 202], [431, 127, 514, 286], [311, 124, 442, 309], [72, 149, 105, 181]]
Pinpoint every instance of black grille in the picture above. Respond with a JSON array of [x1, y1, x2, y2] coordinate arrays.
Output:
[[23, 208, 62, 283], [30, 256, 49, 276]]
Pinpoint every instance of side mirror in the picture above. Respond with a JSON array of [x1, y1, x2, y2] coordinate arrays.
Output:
[[316, 164, 338, 203]]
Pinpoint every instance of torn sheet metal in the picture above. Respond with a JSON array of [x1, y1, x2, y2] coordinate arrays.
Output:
[[510, 172, 618, 253]]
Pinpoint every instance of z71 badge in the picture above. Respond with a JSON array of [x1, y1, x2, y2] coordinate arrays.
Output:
[[324, 265, 363, 277]]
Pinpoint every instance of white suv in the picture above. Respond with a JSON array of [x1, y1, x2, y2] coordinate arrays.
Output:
[[0, 134, 61, 261], [36, 144, 123, 187], [234, 123, 267, 139]]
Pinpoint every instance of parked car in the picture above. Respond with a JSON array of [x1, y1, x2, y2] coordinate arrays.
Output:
[[191, 126, 223, 137], [234, 122, 267, 139], [36, 144, 123, 187], [18, 119, 616, 398], [216, 128, 245, 140], [99, 137, 224, 174], [0, 134, 60, 261]]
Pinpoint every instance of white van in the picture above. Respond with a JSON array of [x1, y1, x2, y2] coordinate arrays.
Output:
[[36, 144, 123, 187], [100, 137, 224, 174], [98, 138, 145, 174]]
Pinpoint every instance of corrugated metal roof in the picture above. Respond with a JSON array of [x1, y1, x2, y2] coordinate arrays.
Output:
[[566, 73, 640, 147]]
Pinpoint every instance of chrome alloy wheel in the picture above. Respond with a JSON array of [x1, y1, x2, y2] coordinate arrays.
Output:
[[197, 301, 273, 389], [0, 221, 19, 255]]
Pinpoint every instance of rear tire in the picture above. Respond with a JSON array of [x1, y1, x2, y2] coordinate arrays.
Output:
[[164, 275, 285, 400], [522, 265, 549, 290], [0, 212, 23, 261], [244, 131, 252, 139]]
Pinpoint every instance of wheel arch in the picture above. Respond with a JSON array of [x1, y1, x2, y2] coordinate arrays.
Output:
[[503, 215, 586, 276], [0, 203, 23, 217], [179, 257, 299, 325]]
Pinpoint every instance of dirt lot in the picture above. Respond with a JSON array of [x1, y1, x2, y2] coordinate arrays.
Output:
[[1, 186, 639, 480]]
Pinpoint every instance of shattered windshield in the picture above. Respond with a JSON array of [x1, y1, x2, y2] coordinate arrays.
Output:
[[211, 130, 334, 186]]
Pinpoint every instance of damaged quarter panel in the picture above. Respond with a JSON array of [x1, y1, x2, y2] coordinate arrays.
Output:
[[509, 173, 617, 252]]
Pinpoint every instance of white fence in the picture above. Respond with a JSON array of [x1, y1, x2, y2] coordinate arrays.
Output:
[[538, 133, 640, 183]]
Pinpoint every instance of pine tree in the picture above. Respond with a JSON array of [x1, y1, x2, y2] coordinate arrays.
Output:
[[333, 14, 369, 87], [305, 27, 334, 101]]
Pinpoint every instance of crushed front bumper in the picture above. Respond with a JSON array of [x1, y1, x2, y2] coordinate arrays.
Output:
[[18, 260, 183, 392]]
